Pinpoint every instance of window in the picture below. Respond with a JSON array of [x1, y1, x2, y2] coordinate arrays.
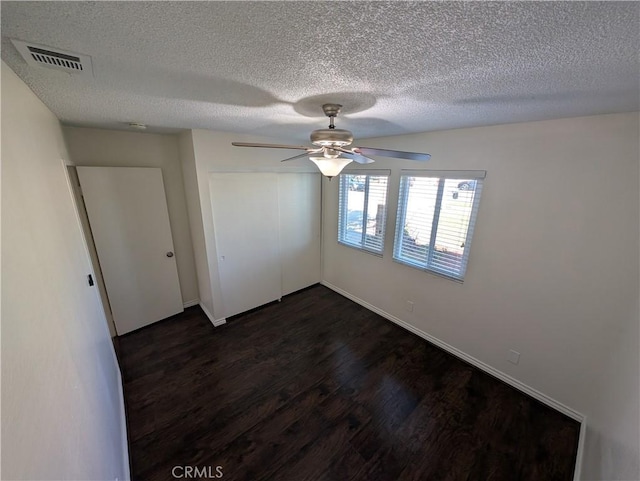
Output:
[[393, 170, 485, 281], [338, 171, 390, 255]]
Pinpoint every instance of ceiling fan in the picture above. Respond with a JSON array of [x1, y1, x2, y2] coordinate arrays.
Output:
[[232, 103, 431, 178]]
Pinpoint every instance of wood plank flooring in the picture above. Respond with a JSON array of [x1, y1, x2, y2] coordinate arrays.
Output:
[[118, 284, 580, 481]]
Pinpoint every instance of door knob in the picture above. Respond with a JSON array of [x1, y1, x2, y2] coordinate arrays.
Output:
[[166, 251, 174, 258]]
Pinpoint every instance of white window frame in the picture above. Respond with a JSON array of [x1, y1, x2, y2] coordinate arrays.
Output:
[[338, 170, 391, 256], [393, 170, 486, 281]]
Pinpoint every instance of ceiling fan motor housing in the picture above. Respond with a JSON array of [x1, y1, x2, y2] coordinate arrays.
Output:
[[310, 128, 354, 147]]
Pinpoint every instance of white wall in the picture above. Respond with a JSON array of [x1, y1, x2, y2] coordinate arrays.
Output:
[[182, 129, 320, 321], [582, 299, 639, 479], [63, 127, 199, 307], [1, 64, 129, 479], [321, 112, 639, 481]]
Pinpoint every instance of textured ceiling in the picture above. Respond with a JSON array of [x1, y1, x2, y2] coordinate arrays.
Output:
[[1, 1, 638, 141]]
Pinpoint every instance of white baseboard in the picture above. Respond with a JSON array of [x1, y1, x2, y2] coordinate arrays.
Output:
[[199, 302, 226, 327], [116, 369, 131, 481], [183, 299, 200, 308]]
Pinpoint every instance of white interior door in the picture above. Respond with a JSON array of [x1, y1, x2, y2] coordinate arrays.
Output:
[[209, 173, 282, 318], [77, 166, 183, 334]]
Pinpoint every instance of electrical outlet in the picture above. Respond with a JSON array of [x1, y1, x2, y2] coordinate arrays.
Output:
[[508, 349, 521, 365], [406, 300, 414, 312]]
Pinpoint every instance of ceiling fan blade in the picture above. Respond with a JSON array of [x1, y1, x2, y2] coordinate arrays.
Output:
[[280, 151, 316, 162], [232, 142, 310, 150], [337, 148, 376, 164], [354, 146, 431, 161]]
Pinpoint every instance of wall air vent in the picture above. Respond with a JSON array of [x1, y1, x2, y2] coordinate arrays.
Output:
[[11, 39, 93, 77]]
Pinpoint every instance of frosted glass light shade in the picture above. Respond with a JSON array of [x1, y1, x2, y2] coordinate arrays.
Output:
[[309, 156, 353, 178]]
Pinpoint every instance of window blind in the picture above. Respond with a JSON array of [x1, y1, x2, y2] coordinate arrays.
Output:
[[338, 172, 390, 255], [393, 172, 484, 280]]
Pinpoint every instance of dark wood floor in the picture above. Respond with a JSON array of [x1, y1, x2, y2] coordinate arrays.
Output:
[[118, 284, 580, 481]]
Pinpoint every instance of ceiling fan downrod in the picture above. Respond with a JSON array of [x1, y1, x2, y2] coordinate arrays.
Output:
[[322, 103, 342, 130]]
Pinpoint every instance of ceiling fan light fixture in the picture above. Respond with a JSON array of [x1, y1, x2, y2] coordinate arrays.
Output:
[[309, 156, 353, 179]]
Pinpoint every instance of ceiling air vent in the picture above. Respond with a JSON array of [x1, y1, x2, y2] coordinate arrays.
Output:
[[11, 39, 93, 77]]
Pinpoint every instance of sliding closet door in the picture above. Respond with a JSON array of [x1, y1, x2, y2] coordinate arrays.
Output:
[[278, 173, 321, 295], [209, 173, 281, 318]]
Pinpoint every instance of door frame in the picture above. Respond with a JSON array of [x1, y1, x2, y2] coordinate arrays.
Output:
[[64, 163, 118, 338]]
